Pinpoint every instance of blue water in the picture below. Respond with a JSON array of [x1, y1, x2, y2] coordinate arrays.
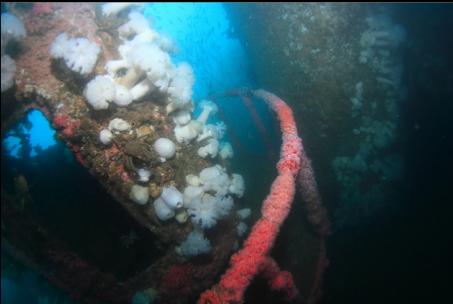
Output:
[[144, 3, 252, 101], [3, 110, 56, 158]]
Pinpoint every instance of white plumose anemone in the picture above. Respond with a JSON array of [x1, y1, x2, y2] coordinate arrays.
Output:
[[183, 186, 204, 206], [84, 75, 116, 110], [196, 100, 218, 125], [197, 138, 219, 158], [166, 62, 195, 113], [50, 33, 100, 75], [199, 165, 231, 196], [187, 195, 220, 230], [216, 195, 234, 217], [113, 84, 133, 106], [153, 197, 175, 221], [219, 142, 234, 159], [172, 110, 192, 126], [174, 120, 203, 144], [154, 138, 176, 162], [176, 230, 211, 257]]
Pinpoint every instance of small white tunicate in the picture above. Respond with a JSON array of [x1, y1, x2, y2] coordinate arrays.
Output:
[[130, 185, 149, 205], [108, 118, 131, 132], [153, 197, 175, 221], [99, 129, 113, 145], [161, 186, 183, 209], [137, 168, 151, 182]]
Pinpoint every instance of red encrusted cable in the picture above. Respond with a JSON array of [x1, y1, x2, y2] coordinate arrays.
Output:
[[198, 89, 302, 303], [259, 256, 299, 300]]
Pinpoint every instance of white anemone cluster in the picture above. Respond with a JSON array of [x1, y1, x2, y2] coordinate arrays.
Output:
[[175, 165, 248, 257], [183, 165, 244, 230], [173, 100, 219, 145], [87, 6, 247, 258], [150, 164, 244, 232], [172, 100, 234, 160], [84, 11, 193, 111], [185, 193, 234, 230], [199, 165, 232, 196]]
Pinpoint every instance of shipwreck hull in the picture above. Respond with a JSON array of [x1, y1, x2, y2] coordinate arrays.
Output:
[[1, 3, 327, 304], [1, 3, 238, 303]]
